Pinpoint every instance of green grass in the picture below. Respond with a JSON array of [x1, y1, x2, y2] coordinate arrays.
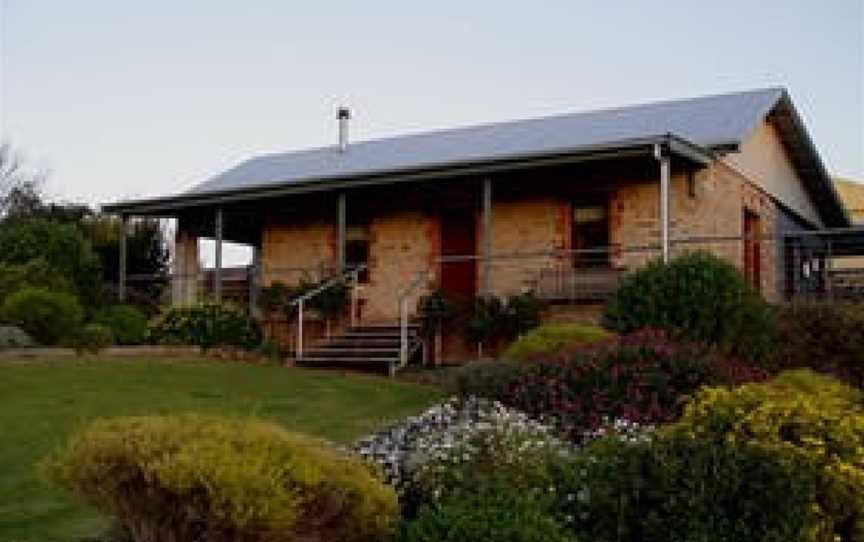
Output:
[[501, 323, 612, 361], [0, 357, 444, 542]]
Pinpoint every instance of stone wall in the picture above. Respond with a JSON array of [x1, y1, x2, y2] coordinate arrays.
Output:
[[486, 195, 567, 298], [611, 162, 780, 300], [261, 215, 334, 285], [361, 209, 436, 321]]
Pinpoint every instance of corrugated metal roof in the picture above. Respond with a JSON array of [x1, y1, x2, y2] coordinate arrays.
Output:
[[103, 87, 848, 226], [189, 87, 784, 195]]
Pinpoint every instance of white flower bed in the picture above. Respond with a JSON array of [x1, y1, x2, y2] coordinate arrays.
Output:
[[352, 396, 654, 503], [352, 397, 564, 496]]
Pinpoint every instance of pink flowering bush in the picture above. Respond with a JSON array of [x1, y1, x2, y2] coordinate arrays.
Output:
[[497, 329, 768, 441]]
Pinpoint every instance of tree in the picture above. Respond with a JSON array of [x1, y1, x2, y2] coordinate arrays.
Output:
[[0, 219, 102, 308], [0, 141, 48, 220], [82, 215, 171, 310]]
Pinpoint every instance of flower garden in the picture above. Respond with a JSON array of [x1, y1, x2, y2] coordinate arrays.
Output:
[[24, 253, 864, 541]]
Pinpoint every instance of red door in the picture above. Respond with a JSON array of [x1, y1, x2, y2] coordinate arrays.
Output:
[[744, 209, 761, 292], [440, 211, 477, 301]]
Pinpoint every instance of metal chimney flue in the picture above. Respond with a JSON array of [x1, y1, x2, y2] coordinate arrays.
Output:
[[337, 107, 351, 152]]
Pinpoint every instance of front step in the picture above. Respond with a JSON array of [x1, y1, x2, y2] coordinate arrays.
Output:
[[296, 323, 423, 375]]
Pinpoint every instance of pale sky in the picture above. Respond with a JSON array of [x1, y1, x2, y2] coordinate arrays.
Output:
[[1, 0, 863, 209]]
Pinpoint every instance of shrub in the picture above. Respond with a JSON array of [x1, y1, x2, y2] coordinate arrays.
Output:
[[501, 323, 612, 361], [92, 305, 148, 345], [416, 288, 455, 337], [408, 403, 575, 507], [44, 414, 398, 542], [497, 330, 767, 440], [500, 291, 545, 339], [396, 484, 576, 542], [602, 251, 777, 361], [147, 302, 262, 351], [465, 295, 505, 352], [678, 370, 864, 540], [352, 397, 568, 507], [71, 323, 115, 354], [0, 219, 102, 307], [0, 258, 74, 302], [1, 287, 84, 345], [0, 325, 35, 348], [558, 430, 819, 542], [776, 301, 864, 386], [445, 359, 528, 398]]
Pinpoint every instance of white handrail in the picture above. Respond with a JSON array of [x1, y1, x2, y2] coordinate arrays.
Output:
[[398, 268, 432, 367], [293, 264, 367, 360]]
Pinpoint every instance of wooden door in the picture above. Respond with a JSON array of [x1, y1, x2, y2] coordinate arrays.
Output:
[[744, 209, 761, 292], [439, 211, 477, 300]]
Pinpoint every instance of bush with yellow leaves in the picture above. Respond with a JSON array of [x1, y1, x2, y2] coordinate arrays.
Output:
[[679, 369, 864, 541], [43, 414, 398, 542]]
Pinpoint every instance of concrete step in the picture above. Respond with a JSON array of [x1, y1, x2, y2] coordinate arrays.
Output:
[[298, 356, 398, 365], [325, 338, 402, 347], [302, 347, 400, 358]]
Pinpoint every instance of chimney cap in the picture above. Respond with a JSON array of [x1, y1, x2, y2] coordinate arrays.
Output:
[[337, 107, 351, 120]]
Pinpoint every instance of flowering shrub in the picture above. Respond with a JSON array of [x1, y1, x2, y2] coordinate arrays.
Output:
[[502, 329, 767, 441], [408, 406, 574, 508], [352, 397, 654, 518], [147, 302, 262, 351], [352, 397, 565, 506], [679, 370, 864, 541]]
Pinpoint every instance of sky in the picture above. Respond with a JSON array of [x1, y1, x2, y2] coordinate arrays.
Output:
[[1, 0, 862, 208]]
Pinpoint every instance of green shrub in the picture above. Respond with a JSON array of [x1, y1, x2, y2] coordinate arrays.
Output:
[[776, 301, 864, 386], [501, 323, 612, 361], [0, 325, 35, 348], [0, 219, 102, 306], [445, 359, 528, 398], [501, 292, 545, 339], [678, 370, 864, 540], [0, 258, 74, 302], [465, 295, 505, 348], [602, 251, 777, 361], [258, 278, 348, 323], [1, 287, 84, 345], [43, 414, 398, 542], [71, 323, 115, 354], [396, 484, 576, 542], [416, 288, 455, 336], [92, 305, 148, 345], [147, 302, 262, 351], [559, 430, 819, 542]]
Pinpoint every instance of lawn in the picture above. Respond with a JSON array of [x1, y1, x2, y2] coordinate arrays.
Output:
[[0, 357, 444, 542]]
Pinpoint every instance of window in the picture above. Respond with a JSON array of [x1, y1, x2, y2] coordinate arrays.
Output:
[[572, 198, 610, 267], [345, 223, 370, 283]]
